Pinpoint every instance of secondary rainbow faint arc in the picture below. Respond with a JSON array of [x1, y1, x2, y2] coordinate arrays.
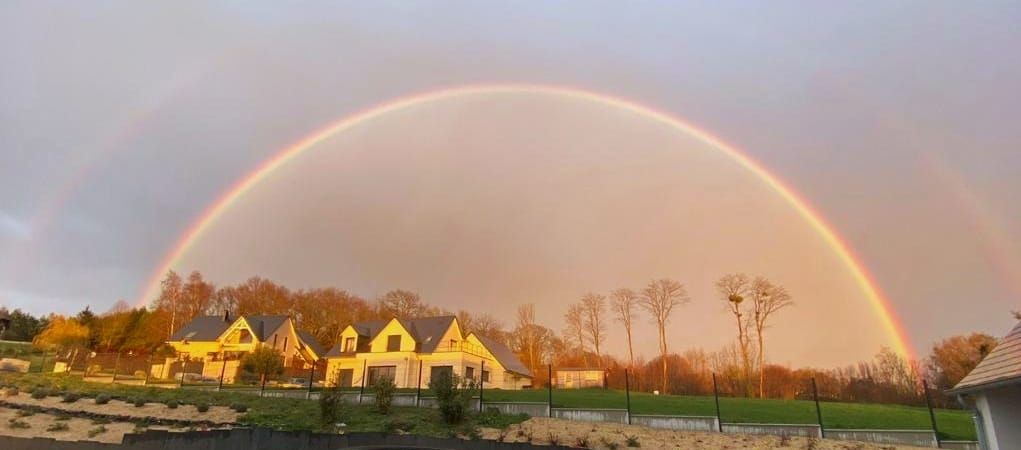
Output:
[[137, 83, 916, 358]]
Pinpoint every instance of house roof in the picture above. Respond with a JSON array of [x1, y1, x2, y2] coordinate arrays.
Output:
[[168, 315, 231, 342], [242, 315, 288, 342], [473, 333, 532, 378], [296, 330, 325, 358], [400, 316, 457, 353], [323, 316, 459, 357], [950, 321, 1021, 394]]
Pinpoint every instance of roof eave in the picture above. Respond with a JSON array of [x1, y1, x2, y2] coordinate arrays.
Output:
[[946, 376, 1021, 396]]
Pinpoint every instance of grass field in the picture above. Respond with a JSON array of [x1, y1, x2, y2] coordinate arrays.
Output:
[[481, 388, 976, 441], [0, 372, 976, 441]]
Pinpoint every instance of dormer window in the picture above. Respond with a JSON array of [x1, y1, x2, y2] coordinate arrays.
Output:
[[386, 335, 401, 352], [344, 337, 356, 352]]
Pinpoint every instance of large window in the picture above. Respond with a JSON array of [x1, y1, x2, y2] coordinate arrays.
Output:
[[337, 369, 354, 387], [367, 366, 396, 385], [430, 365, 453, 383], [386, 335, 402, 352]]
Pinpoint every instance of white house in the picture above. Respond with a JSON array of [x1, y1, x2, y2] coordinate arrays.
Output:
[[948, 320, 1021, 450]]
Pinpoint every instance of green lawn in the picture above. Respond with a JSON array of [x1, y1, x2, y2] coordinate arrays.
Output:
[[481, 388, 975, 441], [0, 372, 521, 436]]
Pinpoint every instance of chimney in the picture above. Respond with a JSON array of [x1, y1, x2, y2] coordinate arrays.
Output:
[[223, 310, 231, 323]]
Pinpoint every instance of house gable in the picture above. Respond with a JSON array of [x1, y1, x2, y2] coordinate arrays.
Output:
[[368, 318, 417, 352]]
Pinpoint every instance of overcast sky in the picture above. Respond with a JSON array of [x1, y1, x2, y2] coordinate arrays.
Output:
[[2, 2, 1020, 366]]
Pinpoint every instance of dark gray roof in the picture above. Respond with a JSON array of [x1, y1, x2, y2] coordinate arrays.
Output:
[[168, 315, 231, 342], [951, 321, 1021, 394], [243, 315, 288, 342], [296, 330, 325, 357], [323, 316, 458, 357], [401, 316, 457, 353], [352, 320, 388, 339], [473, 333, 532, 378]]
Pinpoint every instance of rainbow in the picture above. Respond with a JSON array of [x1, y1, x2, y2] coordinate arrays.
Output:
[[136, 83, 916, 358]]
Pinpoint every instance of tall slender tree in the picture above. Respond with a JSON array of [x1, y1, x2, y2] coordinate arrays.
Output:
[[716, 273, 753, 396], [749, 277, 793, 398], [563, 303, 589, 366], [609, 288, 639, 369], [580, 293, 607, 365], [640, 279, 690, 394]]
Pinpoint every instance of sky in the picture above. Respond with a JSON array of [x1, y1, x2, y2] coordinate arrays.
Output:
[[2, 1, 1020, 367]]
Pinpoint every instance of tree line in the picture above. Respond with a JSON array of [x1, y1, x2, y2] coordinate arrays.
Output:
[[1, 269, 1002, 407]]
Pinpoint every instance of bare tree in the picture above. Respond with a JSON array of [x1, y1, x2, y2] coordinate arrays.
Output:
[[716, 273, 753, 396], [640, 279, 691, 394], [749, 277, 794, 398], [610, 288, 640, 369], [580, 293, 607, 365], [457, 310, 506, 341], [563, 303, 589, 366], [515, 304, 541, 374], [378, 289, 428, 319]]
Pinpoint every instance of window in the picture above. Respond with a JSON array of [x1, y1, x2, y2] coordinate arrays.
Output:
[[386, 335, 401, 352], [343, 337, 356, 352], [449, 339, 458, 350], [465, 367, 475, 380], [481, 370, 490, 383], [367, 366, 396, 385], [337, 369, 354, 387], [282, 336, 288, 351], [430, 365, 453, 382]]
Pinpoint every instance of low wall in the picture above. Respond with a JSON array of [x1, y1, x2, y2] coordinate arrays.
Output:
[[722, 423, 822, 438], [630, 414, 718, 432], [941, 440, 981, 450], [0, 358, 30, 373], [483, 401, 550, 417], [552, 408, 628, 424], [824, 429, 937, 447]]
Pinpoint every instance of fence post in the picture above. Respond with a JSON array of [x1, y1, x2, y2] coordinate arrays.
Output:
[[416, 360, 423, 407], [143, 353, 153, 386], [217, 354, 227, 391], [111, 351, 121, 383], [547, 364, 553, 418], [83, 351, 93, 377], [306, 359, 317, 400], [923, 379, 941, 447], [712, 372, 722, 432], [478, 360, 485, 413], [812, 377, 825, 438], [624, 368, 632, 425], [179, 359, 188, 387], [358, 360, 367, 405], [38, 352, 47, 374]]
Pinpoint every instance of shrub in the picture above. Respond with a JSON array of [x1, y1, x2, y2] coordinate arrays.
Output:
[[372, 376, 396, 414], [91, 417, 110, 425], [30, 389, 47, 399], [132, 398, 146, 407], [195, 402, 209, 413], [548, 432, 561, 445], [16, 409, 35, 417], [88, 425, 108, 438], [46, 422, 70, 432], [428, 371, 476, 424], [166, 400, 179, 409], [61, 392, 81, 403], [319, 390, 349, 427], [230, 403, 248, 413], [625, 434, 641, 447], [7, 418, 30, 429], [4, 387, 19, 397], [600, 436, 620, 450], [382, 417, 413, 434], [94, 394, 110, 405]]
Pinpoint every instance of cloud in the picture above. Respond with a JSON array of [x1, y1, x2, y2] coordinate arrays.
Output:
[[0, 212, 31, 240]]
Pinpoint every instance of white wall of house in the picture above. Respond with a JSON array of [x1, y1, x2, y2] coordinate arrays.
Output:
[[974, 385, 1021, 450]]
